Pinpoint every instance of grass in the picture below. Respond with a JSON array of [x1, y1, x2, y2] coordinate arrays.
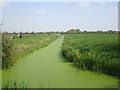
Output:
[[12, 34, 60, 60], [2, 80, 52, 88], [3, 81, 30, 88], [2, 33, 60, 69], [62, 34, 120, 77]]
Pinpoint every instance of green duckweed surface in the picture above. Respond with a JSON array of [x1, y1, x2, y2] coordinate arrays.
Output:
[[2, 36, 118, 88]]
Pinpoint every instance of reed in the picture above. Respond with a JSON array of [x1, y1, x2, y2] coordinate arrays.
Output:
[[62, 34, 119, 77]]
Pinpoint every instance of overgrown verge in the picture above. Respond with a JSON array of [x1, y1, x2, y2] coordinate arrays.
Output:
[[62, 34, 120, 77], [2, 33, 60, 70], [11, 34, 60, 61], [2, 33, 14, 69]]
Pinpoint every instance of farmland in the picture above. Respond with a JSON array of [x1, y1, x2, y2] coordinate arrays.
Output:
[[62, 34, 119, 77]]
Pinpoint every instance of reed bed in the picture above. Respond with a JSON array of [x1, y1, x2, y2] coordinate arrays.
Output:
[[62, 34, 119, 77]]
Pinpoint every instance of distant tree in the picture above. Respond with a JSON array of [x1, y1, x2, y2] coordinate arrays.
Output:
[[48, 33, 50, 35], [25, 31, 29, 34], [97, 30, 103, 33], [31, 31, 35, 36], [108, 30, 113, 33], [13, 31, 16, 34], [66, 29, 76, 34], [60, 31, 64, 34], [76, 29, 80, 33], [56, 31, 59, 34], [113, 31, 117, 33]]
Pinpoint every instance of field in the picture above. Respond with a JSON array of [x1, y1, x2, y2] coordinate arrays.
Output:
[[2, 33, 60, 69], [62, 34, 119, 77]]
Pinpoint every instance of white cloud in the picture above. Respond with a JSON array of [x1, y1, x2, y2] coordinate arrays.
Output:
[[113, 6, 118, 11], [26, 16, 32, 20], [100, 2, 105, 6], [77, 2, 89, 8], [63, 0, 71, 2], [0, 2, 10, 7], [34, 9, 46, 14], [51, 16, 63, 19], [111, 6, 118, 13]]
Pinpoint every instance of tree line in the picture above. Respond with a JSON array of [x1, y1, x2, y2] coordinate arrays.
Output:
[[2, 29, 119, 35]]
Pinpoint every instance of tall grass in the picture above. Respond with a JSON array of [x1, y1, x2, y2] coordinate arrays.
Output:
[[2, 80, 51, 88], [62, 34, 120, 77], [2, 81, 30, 88]]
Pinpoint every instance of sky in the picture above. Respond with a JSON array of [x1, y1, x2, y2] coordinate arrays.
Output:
[[0, 2, 118, 32]]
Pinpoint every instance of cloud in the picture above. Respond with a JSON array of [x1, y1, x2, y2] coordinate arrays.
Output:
[[34, 9, 46, 14], [51, 16, 63, 19], [113, 6, 118, 13], [100, 2, 105, 6], [111, 6, 118, 13], [77, 2, 89, 8], [0, 2, 10, 7], [63, 0, 71, 2], [113, 6, 118, 11]]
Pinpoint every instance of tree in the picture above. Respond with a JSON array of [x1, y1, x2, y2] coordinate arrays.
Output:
[[31, 31, 35, 36], [76, 29, 80, 33], [97, 30, 103, 33], [66, 29, 81, 34], [13, 31, 16, 34], [108, 30, 113, 33], [25, 31, 29, 34], [66, 29, 76, 34]]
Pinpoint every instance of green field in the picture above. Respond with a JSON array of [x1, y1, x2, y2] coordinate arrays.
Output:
[[62, 34, 119, 77]]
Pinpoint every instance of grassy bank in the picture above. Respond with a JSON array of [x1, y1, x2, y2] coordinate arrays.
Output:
[[62, 34, 119, 77], [12, 34, 60, 60], [2, 33, 60, 69]]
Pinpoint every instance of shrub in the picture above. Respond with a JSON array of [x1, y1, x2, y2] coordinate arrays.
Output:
[[2, 33, 13, 69]]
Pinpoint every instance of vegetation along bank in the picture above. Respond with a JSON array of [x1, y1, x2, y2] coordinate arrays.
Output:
[[62, 34, 119, 77], [2, 32, 60, 69]]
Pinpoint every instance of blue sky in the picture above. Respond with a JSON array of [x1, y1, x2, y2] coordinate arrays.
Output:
[[0, 2, 118, 32]]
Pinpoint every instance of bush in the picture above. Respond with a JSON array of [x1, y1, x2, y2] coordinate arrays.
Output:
[[2, 33, 13, 69]]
